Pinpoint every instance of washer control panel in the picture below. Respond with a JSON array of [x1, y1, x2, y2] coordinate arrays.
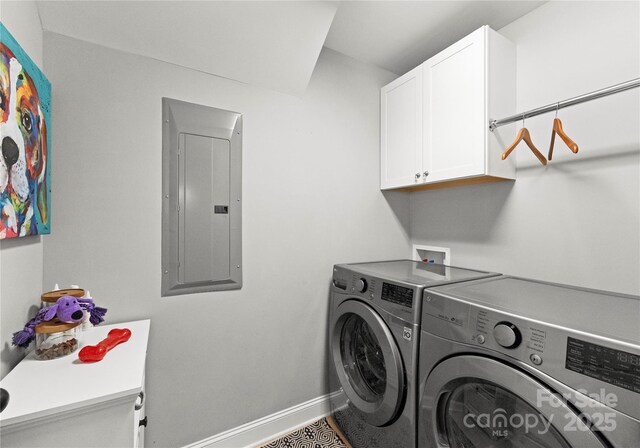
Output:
[[355, 278, 368, 293], [332, 265, 422, 324], [349, 274, 377, 299], [381, 282, 414, 308]]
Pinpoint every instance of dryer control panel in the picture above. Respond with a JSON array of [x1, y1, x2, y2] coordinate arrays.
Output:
[[422, 294, 548, 357], [422, 289, 640, 419], [565, 337, 640, 394]]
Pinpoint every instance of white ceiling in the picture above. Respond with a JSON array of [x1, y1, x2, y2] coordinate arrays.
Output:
[[324, 1, 545, 75], [35, 1, 545, 95], [35, 1, 338, 95]]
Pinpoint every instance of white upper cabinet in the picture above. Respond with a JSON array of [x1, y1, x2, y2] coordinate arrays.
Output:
[[381, 26, 517, 191], [423, 27, 486, 183], [380, 65, 423, 189]]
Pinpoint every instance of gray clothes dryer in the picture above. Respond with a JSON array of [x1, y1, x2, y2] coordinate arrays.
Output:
[[329, 260, 500, 448], [418, 276, 640, 448]]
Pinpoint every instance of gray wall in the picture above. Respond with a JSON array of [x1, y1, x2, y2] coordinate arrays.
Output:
[[6, 2, 638, 447], [0, 0, 45, 379], [411, 1, 640, 295], [42, 33, 410, 447]]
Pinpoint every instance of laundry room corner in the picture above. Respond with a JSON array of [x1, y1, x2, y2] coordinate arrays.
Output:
[[410, 1, 640, 295]]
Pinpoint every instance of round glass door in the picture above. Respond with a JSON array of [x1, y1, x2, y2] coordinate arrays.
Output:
[[331, 300, 405, 427], [421, 356, 607, 448], [340, 314, 387, 402], [443, 381, 570, 448]]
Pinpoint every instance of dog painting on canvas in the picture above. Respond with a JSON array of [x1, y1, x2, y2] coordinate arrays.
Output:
[[0, 23, 51, 239]]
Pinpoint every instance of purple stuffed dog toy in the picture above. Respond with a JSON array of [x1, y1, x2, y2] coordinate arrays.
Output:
[[12, 295, 107, 348]]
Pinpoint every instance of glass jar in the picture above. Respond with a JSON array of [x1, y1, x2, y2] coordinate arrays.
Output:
[[41, 288, 85, 308], [35, 320, 81, 360]]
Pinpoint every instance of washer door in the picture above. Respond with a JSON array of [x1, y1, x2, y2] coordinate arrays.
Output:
[[331, 299, 405, 427], [421, 356, 607, 448]]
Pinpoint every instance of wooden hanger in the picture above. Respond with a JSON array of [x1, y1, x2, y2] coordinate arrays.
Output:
[[501, 124, 547, 166], [548, 117, 579, 161]]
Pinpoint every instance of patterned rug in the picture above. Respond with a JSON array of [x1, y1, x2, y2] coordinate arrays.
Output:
[[258, 417, 351, 448]]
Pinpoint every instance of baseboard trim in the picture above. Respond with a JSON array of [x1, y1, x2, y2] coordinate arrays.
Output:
[[183, 391, 341, 448]]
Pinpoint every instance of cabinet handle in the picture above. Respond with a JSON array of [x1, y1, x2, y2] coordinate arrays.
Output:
[[139, 416, 148, 427], [415, 172, 421, 180], [423, 171, 429, 177], [135, 391, 145, 411]]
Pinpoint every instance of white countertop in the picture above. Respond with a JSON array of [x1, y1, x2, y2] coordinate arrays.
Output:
[[0, 319, 150, 428]]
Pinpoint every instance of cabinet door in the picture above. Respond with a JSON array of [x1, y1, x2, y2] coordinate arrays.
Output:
[[423, 27, 486, 183], [380, 66, 423, 189]]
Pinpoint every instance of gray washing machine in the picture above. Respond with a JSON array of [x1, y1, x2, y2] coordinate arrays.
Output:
[[418, 276, 640, 448], [329, 260, 500, 448]]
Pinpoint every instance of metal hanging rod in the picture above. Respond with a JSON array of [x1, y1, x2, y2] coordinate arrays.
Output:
[[489, 78, 640, 131]]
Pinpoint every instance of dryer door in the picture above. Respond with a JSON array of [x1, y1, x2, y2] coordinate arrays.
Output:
[[420, 356, 607, 448], [331, 299, 405, 427]]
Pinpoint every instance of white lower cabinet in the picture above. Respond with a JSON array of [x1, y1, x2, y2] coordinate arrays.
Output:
[[134, 373, 147, 448], [381, 25, 517, 191], [0, 320, 150, 448]]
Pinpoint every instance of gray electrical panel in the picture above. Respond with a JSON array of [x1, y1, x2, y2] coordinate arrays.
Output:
[[162, 98, 242, 296]]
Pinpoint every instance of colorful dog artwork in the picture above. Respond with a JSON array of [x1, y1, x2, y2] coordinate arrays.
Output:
[[0, 22, 51, 239]]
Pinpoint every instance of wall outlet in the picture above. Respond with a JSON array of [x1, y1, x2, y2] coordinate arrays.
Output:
[[412, 244, 451, 266]]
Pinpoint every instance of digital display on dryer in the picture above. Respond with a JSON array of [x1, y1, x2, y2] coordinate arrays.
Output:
[[381, 282, 413, 308], [566, 337, 640, 394]]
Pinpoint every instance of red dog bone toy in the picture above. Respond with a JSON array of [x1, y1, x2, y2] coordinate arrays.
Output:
[[79, 328, 131, 362]]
